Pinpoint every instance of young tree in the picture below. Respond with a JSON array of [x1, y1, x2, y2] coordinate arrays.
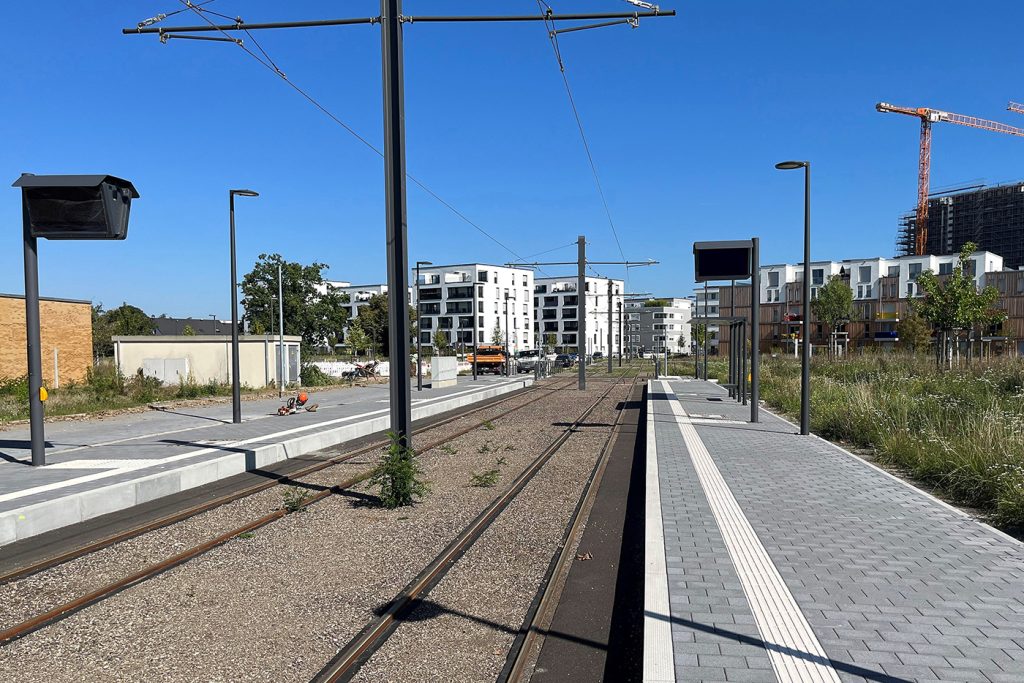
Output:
[[240, 253, 349, 350], [811, 275, 854, 359], [897, 311, 932, 353], [544, 333, 557, 352], [182, 324, 196, 336], [491, 321, 504, 345], [346, 324, 370, 358], [432, 330, 451, 356], [916, 242, 1003, 368], [350, 293, 417, 355]]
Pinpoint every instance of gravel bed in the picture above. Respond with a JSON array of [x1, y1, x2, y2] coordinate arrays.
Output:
[[350, 383, 631, 683], [0, 382, 557, 633], [0, 381, 614, 682]]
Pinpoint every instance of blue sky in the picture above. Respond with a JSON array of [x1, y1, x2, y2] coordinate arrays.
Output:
[[2, 1, 1024, 317]]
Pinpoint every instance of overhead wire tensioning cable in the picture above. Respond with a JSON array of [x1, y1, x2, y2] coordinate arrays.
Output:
[[536, 0, 628, 267], [166, 0, 537, 269]]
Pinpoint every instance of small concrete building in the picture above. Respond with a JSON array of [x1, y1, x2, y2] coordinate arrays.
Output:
[[0, 292, 92, 387], [113, 335, 302, 388]]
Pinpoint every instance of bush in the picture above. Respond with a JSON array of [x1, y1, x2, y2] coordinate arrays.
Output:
[[87, 363, 126, 398], [0, 376, 29, 402], [300, 363, 335, 387], [369, 432, 429, 508]]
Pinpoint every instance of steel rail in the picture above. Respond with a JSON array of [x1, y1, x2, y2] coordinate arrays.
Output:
[[310, 369, 640, 683], [0, 378, 572, 587], [0, 377, 580, 646], [498, 372, 644, 682]]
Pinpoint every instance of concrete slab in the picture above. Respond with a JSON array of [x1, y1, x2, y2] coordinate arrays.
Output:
[[0, 376, 532, 548]]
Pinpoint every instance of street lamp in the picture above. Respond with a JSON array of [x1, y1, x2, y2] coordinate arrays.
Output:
[[415, 260, 432, 391], [229, 189, 259, 424], [775, 160, 811, 435]]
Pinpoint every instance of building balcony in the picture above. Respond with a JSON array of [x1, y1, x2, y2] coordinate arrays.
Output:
[[552, 284, 577, 293], [444, 272, 472, 284], [782, 314, 802, 322], [875, 311, 900, 321]]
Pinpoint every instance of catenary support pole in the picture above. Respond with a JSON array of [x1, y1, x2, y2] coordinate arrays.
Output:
[[504, 293, 510, 376], [618, 300, 623, 368], [730, 279, 736, 398], [22, 194, 45, 467], [277, 263, 285, 399], [472, 271, 478, 381], [416, 262, 422, 391], [702, 282, 709, 381], [607, 280, 613, 373], [751, 237, 760, 423], [577, 235, 586, 390], [382, 0, 413, 447]]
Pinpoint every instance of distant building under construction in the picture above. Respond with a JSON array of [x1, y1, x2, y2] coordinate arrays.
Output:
[[897, 181, 1024, 268]]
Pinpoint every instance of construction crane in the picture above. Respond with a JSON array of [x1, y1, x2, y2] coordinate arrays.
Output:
[[1009, 101, 1024, 116], [876, 102, 1024, 255]]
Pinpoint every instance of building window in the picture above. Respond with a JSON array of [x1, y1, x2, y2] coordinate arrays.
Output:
[[858, 266, 871, 283], [887, 265, 899, 277], [909, 263, 922, 280], [420, 317, 433, 330], [478, 270, 488, 283], [812, 269, 824, 286], [768, 271, 780, 287], [939, 262, 953, 275], [420, 332, 432, 343]]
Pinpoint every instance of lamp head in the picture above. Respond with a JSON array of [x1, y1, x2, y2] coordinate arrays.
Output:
[[231, 189, 260, 197], [774, 161, 807, 170]]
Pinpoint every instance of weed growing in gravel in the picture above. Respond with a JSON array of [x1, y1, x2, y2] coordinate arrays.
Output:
[[369, 432, 430, 508], [441, 444, 458, 455], [504, 444, 515, 451], [281, 486, 311, 513], [237, 531, 255, 539], [495, 457, 508, 467], [470, 468, 501, 487], [482, 420, 495, 430], [478, 442, 494, 454]]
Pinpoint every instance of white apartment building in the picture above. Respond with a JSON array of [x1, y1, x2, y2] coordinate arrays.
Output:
[[324, 281, 389, 321], [622, 297, 692, 354], [691, 286, 721, 353], [414, 264, 534, 353], [534, 276, 624, 355]]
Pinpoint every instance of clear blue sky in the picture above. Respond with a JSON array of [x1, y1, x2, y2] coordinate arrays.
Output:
[[2, 1, 1024, 317]]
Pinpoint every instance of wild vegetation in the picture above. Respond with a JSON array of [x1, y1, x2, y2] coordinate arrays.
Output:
[[673, 354, 1024, 530]]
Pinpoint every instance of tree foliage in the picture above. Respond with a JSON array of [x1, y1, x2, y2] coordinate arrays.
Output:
[[544, 333, 557, 351], [92, 303, 156, 358], [811, 275, 854, 330], [240, 253, 349, 350], [432, 330, 451, 356], [643, 298, 670, 308], [693, 323, 707, 349], [897, 311, 932, 353], [491, 320, 504, 345], [346, 324, 370, 356], [348, 293, 417, 355]]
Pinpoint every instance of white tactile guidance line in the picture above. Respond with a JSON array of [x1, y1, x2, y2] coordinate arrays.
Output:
[[660, 380, 841, 683], [643, 381, 675, 682]]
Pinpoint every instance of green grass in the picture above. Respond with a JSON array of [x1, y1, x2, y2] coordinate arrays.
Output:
[[675, 353, 1024, 530]]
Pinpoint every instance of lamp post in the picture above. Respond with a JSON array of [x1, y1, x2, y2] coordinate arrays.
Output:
[[229, 189, 258, 424], [776, 160, 811, 435], [504, 292, 510, 376], [415, 260, 432, 391]]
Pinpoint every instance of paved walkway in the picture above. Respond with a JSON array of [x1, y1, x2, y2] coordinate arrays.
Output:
[[645, 379, 1024, 683], [0, 376, 530, 546]]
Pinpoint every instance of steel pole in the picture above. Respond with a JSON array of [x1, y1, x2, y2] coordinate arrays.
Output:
[[607, 280, 613, 374], [416, 263, 422, 391], [702, 282, 708, 381], [577, 236, 586, 390], [472, 273, 478, 380], [22, 193, 45, 466], [751, 237, 761, 423], [618, 301, 623, 368], [741, 319, 748, 405], [800, 165, 811, 435], [504, 293, 509, 375], [229, 193, 241, 423], [278, 263, 285, 399], [381, 0, 413, 447]]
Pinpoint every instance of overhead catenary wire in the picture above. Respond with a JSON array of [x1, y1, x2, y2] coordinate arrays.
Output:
[[167, 0, 537, 269]]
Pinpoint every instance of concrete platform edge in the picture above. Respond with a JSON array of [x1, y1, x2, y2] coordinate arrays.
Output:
[[0, 378, 532, 548]]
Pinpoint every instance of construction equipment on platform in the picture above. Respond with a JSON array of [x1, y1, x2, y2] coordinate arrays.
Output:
[[876, 102, 1024, 256]]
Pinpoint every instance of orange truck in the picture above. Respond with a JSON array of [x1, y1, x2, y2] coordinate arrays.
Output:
[[466, 344, 508, 375]]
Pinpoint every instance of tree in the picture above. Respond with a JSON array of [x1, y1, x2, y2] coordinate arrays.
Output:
[[433, 330, 451, 356], [811, 275, 854, 359], [544, 333, 557, 352], [917, 242, 1003, 368], [346, 325, 370, 357], [182, 325, 196, 336], [92, 303, 156, 358], [250, 319, 266, 336], [897, 311, 932, 353], [693, 323, 707, 350], [491, 320, 504, 345], [349, 293, 417, 356], [240, 253, 349, 350]]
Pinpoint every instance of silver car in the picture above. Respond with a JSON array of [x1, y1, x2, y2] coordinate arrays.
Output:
[[516, 349, 540, 373]]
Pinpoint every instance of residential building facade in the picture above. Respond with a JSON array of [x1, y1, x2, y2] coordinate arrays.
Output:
[[702, 250, 1024, 356], [413, 264, 534, 354], [692, 286, 721, 354], [623, 297, 692, 355], [534, 276, 624, 355]]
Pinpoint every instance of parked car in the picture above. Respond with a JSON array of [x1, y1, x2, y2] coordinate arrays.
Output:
[[593, 351, 603, 360], [516, 349, 540, 373], [555, 354, 573, 368]]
